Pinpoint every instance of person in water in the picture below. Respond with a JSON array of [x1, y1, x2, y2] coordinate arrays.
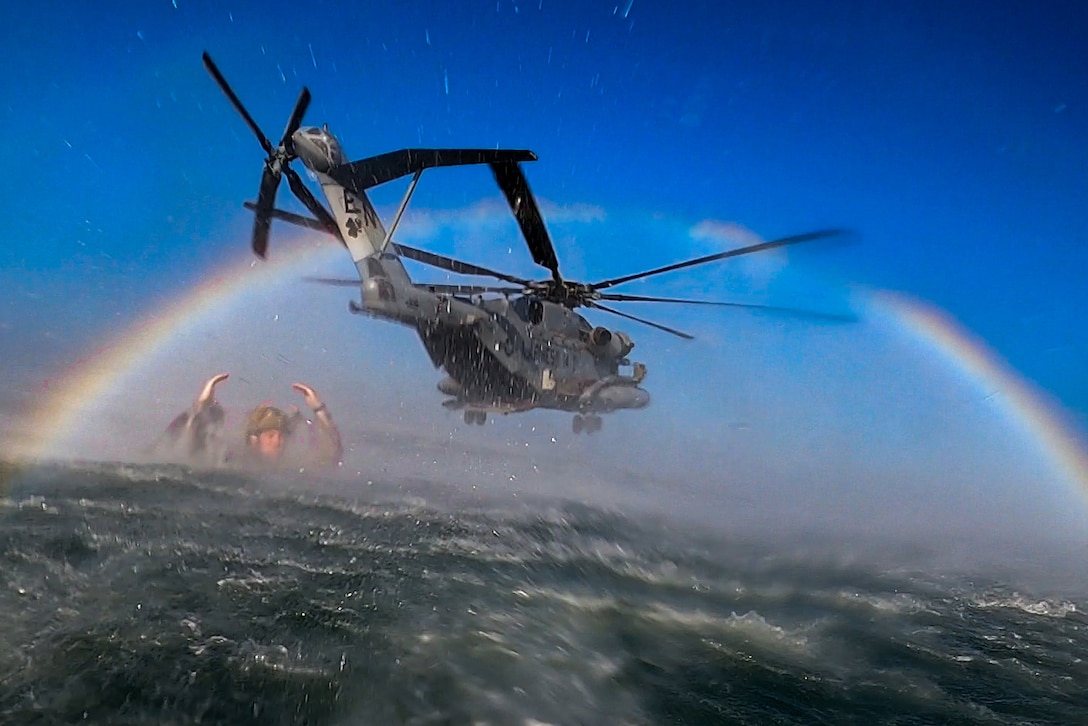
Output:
[[160, 373, 342, 470]]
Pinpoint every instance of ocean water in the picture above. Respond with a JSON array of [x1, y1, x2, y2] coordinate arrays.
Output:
[[2, 460, 1086, 725]]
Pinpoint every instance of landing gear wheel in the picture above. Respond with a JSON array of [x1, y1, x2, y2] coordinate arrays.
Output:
[[572, 414, 584, 434], [585, 415, 602, 433], [464, 410, 486, 425]]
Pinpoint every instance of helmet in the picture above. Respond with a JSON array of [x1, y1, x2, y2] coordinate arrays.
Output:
[[245, 405, 292, 437]]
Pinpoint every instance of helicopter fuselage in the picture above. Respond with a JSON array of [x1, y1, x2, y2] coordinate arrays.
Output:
[[293, 125, 650, 423]]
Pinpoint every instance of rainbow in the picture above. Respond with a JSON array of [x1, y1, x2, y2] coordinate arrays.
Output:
[[873, 291, 1088, 491], [5, 226, 1087, 501]]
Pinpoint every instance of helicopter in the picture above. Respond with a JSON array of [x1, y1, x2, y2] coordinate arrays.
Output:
[[202, 52, 849, 433]]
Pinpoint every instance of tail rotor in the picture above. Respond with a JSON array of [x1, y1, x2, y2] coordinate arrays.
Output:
[[202, 52, 312, 258]]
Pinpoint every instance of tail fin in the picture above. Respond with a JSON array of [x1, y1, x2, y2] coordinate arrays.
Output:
[[318, 177, 387, 264], [288, 125, 391, 266]]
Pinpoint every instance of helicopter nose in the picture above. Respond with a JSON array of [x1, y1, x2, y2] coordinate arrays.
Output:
[[597, 385, 650, 410], [629, 388, 650, 409]]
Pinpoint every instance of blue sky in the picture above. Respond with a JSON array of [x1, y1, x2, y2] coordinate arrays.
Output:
[[2, 0, 1087, 514]]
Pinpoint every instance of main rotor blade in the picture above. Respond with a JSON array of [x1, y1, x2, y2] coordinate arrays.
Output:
[[303, 278, 521, 297], [592, 228, 849, 291], [391, 243, 532, 286], [303, 277, 361, 287], [417, 283, 525, 296], [589, 302, 694, 340], [284, 165, 342, 238], [490, 161, 562, 284], [202, 51, 273, 155], [252, 163, 282, 258], [597, 292, 856, 321], [280, 87, 311, 151]]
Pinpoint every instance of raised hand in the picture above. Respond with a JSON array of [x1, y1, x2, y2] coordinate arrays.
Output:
[[291, 382, 323, 411], [196, 373, 229, 408]]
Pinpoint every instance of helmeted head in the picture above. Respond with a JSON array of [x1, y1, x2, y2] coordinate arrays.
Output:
[[245, 405, 293, 460]]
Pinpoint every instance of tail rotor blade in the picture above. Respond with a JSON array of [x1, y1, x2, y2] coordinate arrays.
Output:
[[202, 52, 273, 155], [280, 87, 311, 151], [284, 166, 341, 238], [243, 202, 329, 234], [252, 163, 282, 258]]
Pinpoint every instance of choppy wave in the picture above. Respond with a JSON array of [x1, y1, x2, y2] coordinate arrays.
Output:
[[2, 460, 1087, 725]]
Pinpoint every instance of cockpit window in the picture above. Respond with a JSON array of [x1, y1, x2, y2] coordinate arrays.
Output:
[[511, 296, 532, 322]]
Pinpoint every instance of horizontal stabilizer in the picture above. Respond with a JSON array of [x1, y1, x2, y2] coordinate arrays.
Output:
[[329, 148, 537, 193]]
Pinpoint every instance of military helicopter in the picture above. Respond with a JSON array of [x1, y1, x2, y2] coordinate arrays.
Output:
[[202, 53, 848, 433]]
